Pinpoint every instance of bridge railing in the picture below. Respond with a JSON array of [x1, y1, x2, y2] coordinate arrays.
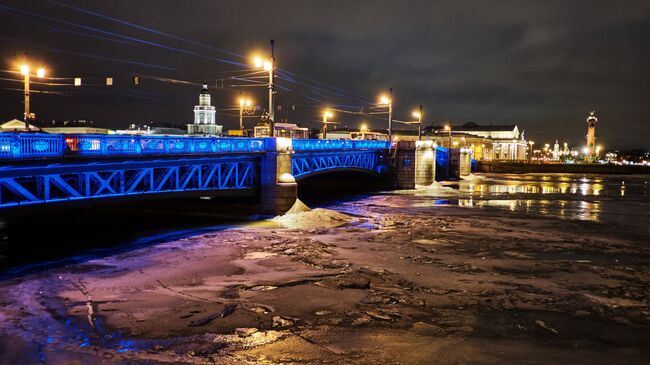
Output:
[[1, 133, 267, 159], [292, 139, 390, 151]]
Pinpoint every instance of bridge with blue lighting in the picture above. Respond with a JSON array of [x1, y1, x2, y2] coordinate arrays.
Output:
[[0, 134, 390, 210]]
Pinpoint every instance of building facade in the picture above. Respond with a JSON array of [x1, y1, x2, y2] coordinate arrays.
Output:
[[187, 83, 222, 135]]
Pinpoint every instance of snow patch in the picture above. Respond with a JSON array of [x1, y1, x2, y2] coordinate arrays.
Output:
[[272, 199, 353, 229]]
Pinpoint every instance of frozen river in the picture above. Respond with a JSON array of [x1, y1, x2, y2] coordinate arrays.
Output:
[[0, 172, 649, 364]]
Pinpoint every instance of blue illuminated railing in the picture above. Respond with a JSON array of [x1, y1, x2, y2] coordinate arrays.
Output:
[[0, 133, 65, 159], [292, 139, 389, 151], [1, 134, 266, 159], [1, 134, 390, 160]]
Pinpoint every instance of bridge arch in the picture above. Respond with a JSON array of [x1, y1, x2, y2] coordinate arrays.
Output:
[[290, 150, 385, 180]]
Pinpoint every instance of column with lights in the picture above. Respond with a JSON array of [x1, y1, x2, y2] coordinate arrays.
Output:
[[19, 63, 46, 130]]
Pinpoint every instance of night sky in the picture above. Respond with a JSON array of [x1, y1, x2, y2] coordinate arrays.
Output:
[[1, 0, 649, 149]]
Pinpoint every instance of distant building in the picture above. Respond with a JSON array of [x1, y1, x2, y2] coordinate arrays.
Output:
[[253, 119, 308, 139], [1, 119, 112, 134], [318, 127, 388, 140], [116, 124, 186, 136], [0, 119, 39, 132], [421, 122, 528, 160], [187, 83, 222, 135]]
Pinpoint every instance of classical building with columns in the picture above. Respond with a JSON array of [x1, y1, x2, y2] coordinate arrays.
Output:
[[187, 83, 222, 135], [412, 123, 529, 161]]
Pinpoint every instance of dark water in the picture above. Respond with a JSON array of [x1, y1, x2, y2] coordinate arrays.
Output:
[[427, 173, 650, 231]]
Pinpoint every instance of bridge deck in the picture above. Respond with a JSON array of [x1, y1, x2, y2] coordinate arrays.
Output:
[[0, 134, 389, 160]]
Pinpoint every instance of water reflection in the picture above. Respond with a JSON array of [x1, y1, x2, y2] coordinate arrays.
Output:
[[452, 197, 602, 221], [430, 173, 649, 230], [450, 173, 647, 198]]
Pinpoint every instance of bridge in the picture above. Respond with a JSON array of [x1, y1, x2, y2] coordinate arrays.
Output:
[[0, 134, 390, 213], [0, 134, 473, 213]]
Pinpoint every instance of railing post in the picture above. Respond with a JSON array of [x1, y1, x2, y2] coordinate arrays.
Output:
[[11, 134, 20, 158]]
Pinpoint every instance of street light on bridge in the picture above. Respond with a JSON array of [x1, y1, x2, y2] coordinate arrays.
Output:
[[379, 89, 393, 142], [412, 105, 423, 141], [238, 97, 254, 131], [19, 62, 47, 130], [322, 110, 334, 139], [252, 40, 276, 135], [444, 124, 452, 148]]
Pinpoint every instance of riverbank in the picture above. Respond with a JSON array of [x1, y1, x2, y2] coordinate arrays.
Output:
[[478, 161, 650, 174], [1, 184, 649, 364]]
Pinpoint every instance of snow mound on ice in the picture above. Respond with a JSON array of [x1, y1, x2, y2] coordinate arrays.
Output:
[[461, 173, 478, 181], [273, 199, 353, 229]]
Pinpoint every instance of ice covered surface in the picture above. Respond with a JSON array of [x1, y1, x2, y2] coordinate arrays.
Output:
[[0, 173, 649, 364]]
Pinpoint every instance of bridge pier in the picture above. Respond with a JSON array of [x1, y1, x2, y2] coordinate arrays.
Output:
[[449, 148, 473, 179], [392, 141, 416, 189], [259, 138, 297, 215], [415, 141, 437, 186]]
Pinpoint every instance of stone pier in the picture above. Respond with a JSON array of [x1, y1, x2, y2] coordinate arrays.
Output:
[[259, 138, 297, 215], [415, 141, 437, 186], [448, 148, 473, 179], [392, 141, 416, 189]]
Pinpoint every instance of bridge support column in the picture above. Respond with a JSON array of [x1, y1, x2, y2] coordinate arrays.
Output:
[[260, 138, 297, 215], [459, 149, 472, 177], [415, 141, 436, 186], [391, 141, 415, 189], [449, 148, 472, 179]]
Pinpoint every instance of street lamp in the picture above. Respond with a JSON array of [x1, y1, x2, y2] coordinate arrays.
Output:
[[252, 39, 276, 135], [412, 104, 423, 141], [444, 124, 452, 148], [322, 110, 333, 139], [379, 88, 393, 142], [19, 63, 47, 130], [528, 141, 535, 161], [238, 97, 253, 131]]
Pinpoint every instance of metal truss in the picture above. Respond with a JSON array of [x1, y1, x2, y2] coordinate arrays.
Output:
[[291, 151, 382, 179], [0, 156, 258, 208]]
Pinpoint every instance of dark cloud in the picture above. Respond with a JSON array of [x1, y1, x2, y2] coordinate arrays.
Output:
[[1, 0, 649, 148]]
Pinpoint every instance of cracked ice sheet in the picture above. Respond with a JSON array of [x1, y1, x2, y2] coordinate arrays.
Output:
[[1, 189, 650, 364]]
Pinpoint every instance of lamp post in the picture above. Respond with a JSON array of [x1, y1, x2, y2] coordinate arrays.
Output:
[[238, 97, 253, 131], [412, 105, 423, 141], [252, 39, 275, 135], [20, 63, 46, 130], [444, 124, 452, 148], [379, 88, 393, 142], [322, 110, 333, 139], [528, 141, 535, 162]]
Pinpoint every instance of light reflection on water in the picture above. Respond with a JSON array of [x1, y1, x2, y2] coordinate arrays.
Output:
[[428, 173, 650, 230]]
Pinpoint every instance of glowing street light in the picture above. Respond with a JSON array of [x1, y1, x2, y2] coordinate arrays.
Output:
[[251, 40, 276, 135], [18, 61, 47, 130], [444, 124, 452, 148], [412, 104, 423, 141], [379, 88, 393, 142], [322, 110, 333, 139], [238, 96, 254, 131]]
